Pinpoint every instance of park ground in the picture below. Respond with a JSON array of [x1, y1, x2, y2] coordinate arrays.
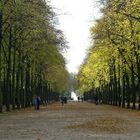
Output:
[[0, 101, 140, 140]]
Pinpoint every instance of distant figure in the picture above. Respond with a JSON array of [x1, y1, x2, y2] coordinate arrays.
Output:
[[78, 96, 80, 102], [64, 97, 67, 104], [37, 96, 41, 110], [94, 94, 98, 105], [81, 97, 84, 102], [61, 97, 64, 106], [33, 95, 37, 110]]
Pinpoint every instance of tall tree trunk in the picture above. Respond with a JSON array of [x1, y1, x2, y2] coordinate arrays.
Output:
[[113, 58, 117, 106], [138, 69, 140, 110], [118, 63, 121, 106], [125, 73, 130, 108], [6, 16, 12, 111], [16, 50, 22, 109], [25, 64, 30, 107], [131, 66, 136, 109], [122, 63, 126, 108], [137, 56, 140, 110], [0, 11, 3, 112], [129, 17, 137, 109], [109, 64, 113, 105], [135, 44, 140, 110], [122, 74, 126, 108], [12, 37, 16, 110], [30, 67, 34, 105], [3, 65, 6, 106], [20, 68, 24, 108]]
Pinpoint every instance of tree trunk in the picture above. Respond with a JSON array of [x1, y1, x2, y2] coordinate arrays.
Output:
[[129, 17, 137, 109], [16, 51, 22, 109], [131, 67, 136, 109], [25, 66, 30, 107], [135, 44, 140, 110], [113, 58, 117, 106], [117, 62, 121, 106], [137, 58, 140, 110], [122, 74, 126, 108], [0, 11, 3, 113], [20, 57, 24, 108], [12, 37, 16, 110], [122, 63, 126, 108], [125, 73, 130, 108], [6, 16, 12, 111]]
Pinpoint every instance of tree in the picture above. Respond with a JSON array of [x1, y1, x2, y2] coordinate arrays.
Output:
[[0, 0, 69, 112], [77, 0, 140, 109]]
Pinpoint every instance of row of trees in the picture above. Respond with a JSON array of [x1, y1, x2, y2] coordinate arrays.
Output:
[[0, 0, 68, 112], [77, 0, 140, 110]]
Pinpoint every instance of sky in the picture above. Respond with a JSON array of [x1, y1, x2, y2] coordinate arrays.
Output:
[[49, 0, 101, 74]]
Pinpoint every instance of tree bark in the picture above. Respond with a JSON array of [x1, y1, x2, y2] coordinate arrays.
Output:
[[0, 11, 3, 113], [12, 36, 16, 110], [125, 73, 130, 108], [6, 16, 12, 111], [131, 66, 136, 109]]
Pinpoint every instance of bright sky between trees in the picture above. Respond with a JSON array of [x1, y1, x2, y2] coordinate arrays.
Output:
[[50, 0, 101, 73]]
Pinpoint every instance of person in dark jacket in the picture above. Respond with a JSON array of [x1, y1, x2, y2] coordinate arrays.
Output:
[[37, 96, 41, 110], [94, 94, 98, 105]]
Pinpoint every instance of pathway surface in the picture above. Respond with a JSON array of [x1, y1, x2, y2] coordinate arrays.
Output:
[[0, 101, 140, 140]]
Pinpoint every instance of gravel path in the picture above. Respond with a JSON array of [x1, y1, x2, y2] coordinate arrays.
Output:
[[0, 101, 140, 140]]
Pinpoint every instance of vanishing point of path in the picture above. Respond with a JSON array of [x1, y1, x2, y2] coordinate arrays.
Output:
[[0, 101, 140, 140]]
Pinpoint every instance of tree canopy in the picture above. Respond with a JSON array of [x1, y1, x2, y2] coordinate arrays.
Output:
[[0, 0, 69, 112], [77, 0, 140, 109]]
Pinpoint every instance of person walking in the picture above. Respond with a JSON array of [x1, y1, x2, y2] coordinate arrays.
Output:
[[78, 96, 80, 102], [33, 95, 37, 110], [94, 94, 98, 105], [61, 97, 64, 106], [37, 96, 41, 110], [64, 97, 67, 104]]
